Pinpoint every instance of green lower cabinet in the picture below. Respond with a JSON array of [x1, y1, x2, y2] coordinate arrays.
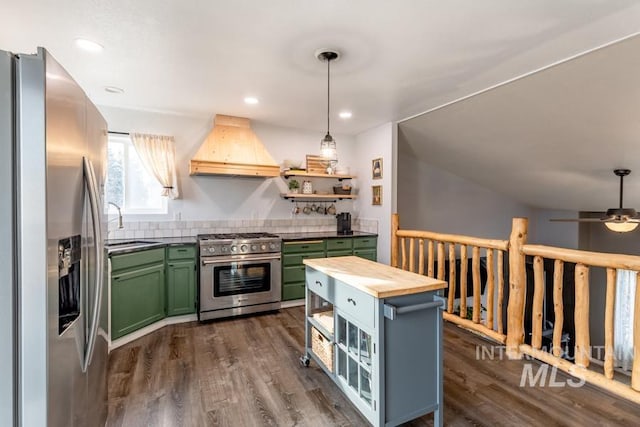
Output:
[[282, 282, 306, 300], [354, 248, 377, 261], [111, 263, 166, 340], [282, 236, 377, 301], [166, 260, 196, 316], [327, 249, 353, 257]]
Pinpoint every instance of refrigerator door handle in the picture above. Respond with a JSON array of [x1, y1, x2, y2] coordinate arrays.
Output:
[[82, 156, 104, 372]]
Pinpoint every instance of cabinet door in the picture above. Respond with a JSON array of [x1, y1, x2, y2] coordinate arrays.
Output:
[[166, 260, 196, 316], [111, 263, 165, 339], [335, 312, 377, 422], [283, 282, 306, 301]]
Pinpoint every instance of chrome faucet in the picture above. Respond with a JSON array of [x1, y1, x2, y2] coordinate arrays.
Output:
[[108, 202, 124, 229]]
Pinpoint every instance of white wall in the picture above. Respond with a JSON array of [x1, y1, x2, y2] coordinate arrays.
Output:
[[353, 122, 395, 264], [530, 208, 579, 248], [98, 106, 358, 221], [397, 137, 534, 240]]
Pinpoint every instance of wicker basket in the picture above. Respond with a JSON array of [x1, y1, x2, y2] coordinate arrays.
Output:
[[333, 185, 352, 195], [311, 326, 334, 372]]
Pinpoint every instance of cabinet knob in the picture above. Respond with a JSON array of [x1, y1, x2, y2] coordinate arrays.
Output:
[[347, 297, 356, 306], [315, 280, 323, 287]]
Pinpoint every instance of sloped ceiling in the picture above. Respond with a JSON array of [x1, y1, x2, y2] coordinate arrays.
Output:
[[399, 34, 640, 211]]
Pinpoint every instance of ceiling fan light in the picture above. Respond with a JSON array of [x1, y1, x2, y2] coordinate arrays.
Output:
[[604, 221, 639, 233]]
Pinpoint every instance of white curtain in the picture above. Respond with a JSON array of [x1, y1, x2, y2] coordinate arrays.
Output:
[[614, 269, 636, 371], [130, 133, 179, 199]]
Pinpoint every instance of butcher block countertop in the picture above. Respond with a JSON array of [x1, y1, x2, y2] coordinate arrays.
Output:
[[303, 256, 447, 298]]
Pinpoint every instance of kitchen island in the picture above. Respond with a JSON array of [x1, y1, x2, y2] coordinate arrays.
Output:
[[302, 256, 447, 427]]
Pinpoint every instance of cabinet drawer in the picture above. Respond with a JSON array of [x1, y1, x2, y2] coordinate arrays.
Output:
[[282, 282, 306, 301], [334, 281, 375, 329], [327, 250, 352, 258], [306, 268, 332, 302], [111, 248, 165, 272], [283, 251, 325, 266], [353, 237, 377, 249], [326, 238, 353, 251], [167, 245, 196, 260], [282, 240, 325, 254], [354, 249, 377, 262], [283, 265, 306, 284]]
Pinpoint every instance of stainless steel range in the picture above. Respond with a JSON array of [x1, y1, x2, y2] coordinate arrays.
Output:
[[198, 232, 282, 321]]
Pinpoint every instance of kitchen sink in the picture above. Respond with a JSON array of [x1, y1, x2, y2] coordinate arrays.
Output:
[[107, 240, 156, 247], [105, 240, 163, 252]]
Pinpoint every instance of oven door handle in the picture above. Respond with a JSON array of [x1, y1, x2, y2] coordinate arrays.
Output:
[[201, 254, 281, 265]]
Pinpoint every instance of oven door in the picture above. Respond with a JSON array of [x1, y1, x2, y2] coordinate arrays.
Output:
[[199, 253, 281, 312]]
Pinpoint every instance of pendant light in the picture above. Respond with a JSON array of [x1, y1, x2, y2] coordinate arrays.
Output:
[[317, 49, 340, 172]]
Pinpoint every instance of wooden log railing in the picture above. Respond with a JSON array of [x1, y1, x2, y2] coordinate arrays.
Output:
[[391, 214, 509, 344], [391, 213, 640, 404], [517, 244, 640, 403]]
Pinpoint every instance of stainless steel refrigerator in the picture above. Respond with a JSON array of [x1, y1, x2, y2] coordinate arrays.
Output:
[[0, 47, 108, 426]]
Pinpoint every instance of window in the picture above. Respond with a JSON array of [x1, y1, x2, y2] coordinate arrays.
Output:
[[105, 134, 167, 214]]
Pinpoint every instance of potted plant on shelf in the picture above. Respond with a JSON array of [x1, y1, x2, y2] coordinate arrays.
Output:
[[289, 179, 300, 194]]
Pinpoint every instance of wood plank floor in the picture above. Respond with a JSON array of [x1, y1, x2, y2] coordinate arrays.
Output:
[[107, 307, 640, 426]]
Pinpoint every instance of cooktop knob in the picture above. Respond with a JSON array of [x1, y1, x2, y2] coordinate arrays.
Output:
[[251, 244, 257, 251], [240, 244, 248, 252], [209, 247, 215, 253], [222, 246, 228, 252], [269, 243, 276, 250], [261, 244, 266, 250], [231, 245, 237, 252]]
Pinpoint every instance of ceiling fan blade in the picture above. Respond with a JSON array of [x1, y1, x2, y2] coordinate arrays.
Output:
[[549, 218, 605, 222]]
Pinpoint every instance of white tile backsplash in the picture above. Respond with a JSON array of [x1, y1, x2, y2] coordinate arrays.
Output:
[[108, 217, 378, 238]]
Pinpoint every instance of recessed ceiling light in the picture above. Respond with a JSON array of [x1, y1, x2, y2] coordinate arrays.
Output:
[[339, 111, 352, 119], [244, 96, 259, 105], [74, 38, 104, 52], [104, 86, 124, 94]]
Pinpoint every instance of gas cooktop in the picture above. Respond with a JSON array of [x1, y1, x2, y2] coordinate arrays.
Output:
[[198, 232, 281, 256], [198, 232, 279, 241]]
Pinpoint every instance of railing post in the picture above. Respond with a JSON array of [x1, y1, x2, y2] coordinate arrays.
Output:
[[632, 272, 640, 391], [506, 217, 528, 359], [391, 213, 399, 268]]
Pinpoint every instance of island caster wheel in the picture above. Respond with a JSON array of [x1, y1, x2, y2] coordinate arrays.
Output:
[[300, 355, 310, 367]]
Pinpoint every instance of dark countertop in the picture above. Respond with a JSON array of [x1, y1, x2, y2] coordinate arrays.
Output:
[[106, 232, 377, 254], [277, 231, 377, 242], [106, 236, 197, 255]]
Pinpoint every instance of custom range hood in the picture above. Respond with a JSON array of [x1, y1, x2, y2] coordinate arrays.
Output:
[[189, 114, 280, 177]]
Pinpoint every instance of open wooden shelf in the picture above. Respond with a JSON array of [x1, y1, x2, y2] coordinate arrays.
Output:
[[281, 193, 356, 201], [281, 170, 355, 181]]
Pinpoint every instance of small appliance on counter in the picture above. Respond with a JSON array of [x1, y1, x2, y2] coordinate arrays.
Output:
[[336, 212, 353, 235]]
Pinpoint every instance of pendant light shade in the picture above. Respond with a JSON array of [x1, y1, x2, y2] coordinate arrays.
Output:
[[317, 50, 339, 171]]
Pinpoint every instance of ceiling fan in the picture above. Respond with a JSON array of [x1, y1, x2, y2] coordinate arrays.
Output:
[[551, 169, 640, 232]]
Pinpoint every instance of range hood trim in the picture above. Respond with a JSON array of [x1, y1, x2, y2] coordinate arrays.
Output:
[[189, 160, 280, 177], [189, 114, 280, 178]]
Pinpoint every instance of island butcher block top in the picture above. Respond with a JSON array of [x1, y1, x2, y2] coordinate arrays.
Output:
[[303, 255, 447, 298]]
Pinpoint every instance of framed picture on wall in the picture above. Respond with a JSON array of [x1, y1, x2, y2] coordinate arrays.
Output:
[[372, 158, 383, 179], [372, 185, 382, 206]]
